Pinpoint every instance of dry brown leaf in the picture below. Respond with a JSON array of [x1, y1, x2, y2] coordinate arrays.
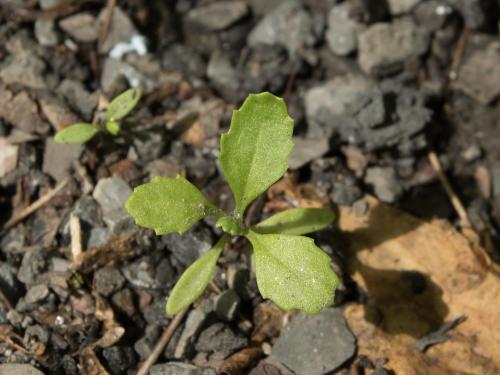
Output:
[[94, 296, 125, 348], [339, 196, 500, 374], [80, 346, 110, 375]]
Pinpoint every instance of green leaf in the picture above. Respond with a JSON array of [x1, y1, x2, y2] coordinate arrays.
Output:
[[219, 92, 294, 216], [166, 235, 228, 316], [215, 216, 245, 236], [106, 120, 120, 135], [54, 123, 99, 144], [106, 88, 142, 122], [254, 208, 335, 235], [125, 175, 222, 235], [247, 230, 339, 315]]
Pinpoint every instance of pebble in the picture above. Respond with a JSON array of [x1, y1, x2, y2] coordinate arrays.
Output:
[[195, 322, 248, 358], [0, 88, 50, 134], [150, 362, 215, 375], [214, 289, 240, 322], [111, 288, 136, 317], [58, 79, 98, 120], [17, 250, 48, 286], [288, 137, 330, 170], [134, 324, 161, 359], [161, 44, 206, 79], [59, 13, 98, 42], [455, 43, 500, 104], [100, 58, 128, 97], [122, 253, 175, 290], [185, 1, 249, 31], [358, 19, 430, 76], [0, 364, 44, 375], [24, 284, 50, 305], [174, 304, 212, 359], [34, 19, 59, 46], [0, 50, 47, 89], [92, 176, 133, 233], [365, 166, 404, 203], [72, 196, 103, 227], [326, 2, 365, 56], [102, 346, 137, 375], [38, 95, 81, 131], [42, 137, 82, 181], [94, 267, 126, 297], [271, 308, 356, 375], [330, 174, 363, 206], [163, 223, 214, 267], [97, 7, 137, 54], [461, 145, 482, 162], [248, 0, 318, 55], [0, 262, 22, 301], [387, 0, 422, 15], [0, 138, 18, 178], [207, 50, 239, 100]]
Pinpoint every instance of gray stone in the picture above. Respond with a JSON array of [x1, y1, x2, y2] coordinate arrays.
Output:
[[34, 19, 59, 46], [122, 254, 175, 290], [358, 19, 430, 76], [288, 137, 329, 170], [185, 1, 249, 31], [163, 223, 214, 267], [207, 51, 239, 100], [330, 174, 362, 206], [0, 138, 18, 178], [58, 79, 98, 120], [24, 284, 50, 305], [102, 346, 137, 375], [38, 95, 80, 131], [132, 130, 166, 162], [227, 266, 253, 301], [88, 227, 112, 248], [448, 0, 488, 29], [39, 0, 65, 8], [0, 88, 50, 134], [0, 262, 22, 301], [414, 1, 452, 31], [150, 362, 215, 375], [0, 51, 46, 89], [387, 0, 421, 15], [248, 0, 319, 55], [174, 305, 212, 359], [43, 137, 82, 181], [214, 289, 240, 322], [100, 58, 128, 97], [195, 322, 248, 357], [111, 288, 136, 317], [94, 267, 126, 297], [73, 195, 102, 226], [271, 308, 356, 375], [161, 44, 206, 79], [97, 7, 137, 54], [365, 166, 403, 203], [59, 13, 98, 42], [93, 177, 132, 233], [17, 250, 48, 286], [134, 324, 161, 359], [0, 364, 44, 375], [455, 43, 500, 104], [143, 300, 171, 327], [326, 2, 365, 56]]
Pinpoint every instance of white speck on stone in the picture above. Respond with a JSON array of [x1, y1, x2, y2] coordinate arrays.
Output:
[[109, 34, 148, 59], [436, 5, 452, 16]]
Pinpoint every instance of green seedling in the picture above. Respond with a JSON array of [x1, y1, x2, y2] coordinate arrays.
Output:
[[125, 92, 339, 316], [55, 88, 142, 144]]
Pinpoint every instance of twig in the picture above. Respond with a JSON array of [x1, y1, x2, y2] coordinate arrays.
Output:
[[446, 27, 469, 90], [136, 308, 188, 375], [98, 0, 117, 51], [428, 151, 471, 228], [219, 346, 264, 375], [70, 213, 83, 264], [3, 177, 70, 230], [0, 288, 13, 312]]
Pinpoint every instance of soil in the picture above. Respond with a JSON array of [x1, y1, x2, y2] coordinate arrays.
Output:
[[0, 1, 499, 374]]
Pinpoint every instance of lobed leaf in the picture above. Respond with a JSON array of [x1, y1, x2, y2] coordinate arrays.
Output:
[[219, 92, 294, 216], [253, 207, 335, 235], [166, 235, 228, 316], [106, 88, 142, 122], [54, 123, 99, 144], [247, 230, 339, 315], [125, 175, 222, 235]]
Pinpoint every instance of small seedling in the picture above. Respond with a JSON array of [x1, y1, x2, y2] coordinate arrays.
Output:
[[125, 92, 339, 316], [55, 88, 142, 144]]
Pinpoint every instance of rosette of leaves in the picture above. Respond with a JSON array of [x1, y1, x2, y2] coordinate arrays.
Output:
[[55, 88, 142, 144], [125, 92, 339, 316]]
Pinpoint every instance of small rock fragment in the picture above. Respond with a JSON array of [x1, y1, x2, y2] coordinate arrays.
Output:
[[455, 43, 500, 104], [122, 254, 175, 290], [271, 308, 356, 375], [93, 176, 133, 232], [150, 362, 215, 375], [288, 137, 329, 170], [94, 267, 126, 297], [24, 284, 50, 305], [111, 289, 136, 317], [42, 137, 82, 181], [387, 0, 421, 15], [358, 19, 430, 76], [365, 166, 404, 203], [0, 364, 44, 375], [34, 19, 59, 46], [97, 7, 137, 54], [102, 346, 137, 375], [0, 138, 18, 178], [195, 322, 248, 358], [163, 223, 214, 267], [0, 88, 49, 134], [185, 1, 249, 31], [248, 0, 319, 55], [59, 13, 98, 42], [214, 289, 240, 322], [39, 95, 81, 131], [134, 324, 161, 359], [174, 304, 212, 359], [326, 2, 365, 56], [58, 79, 98, 120], [207, 51, 239, 100]]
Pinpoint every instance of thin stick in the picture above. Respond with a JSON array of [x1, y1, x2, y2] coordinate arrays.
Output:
[[3, 178, 69, 230], [0, 288, 13, 312], [136, 308, 188, 375], [428, 151, 471, 228], [70, 213, 83, 264], [98, 0, 117, 51]]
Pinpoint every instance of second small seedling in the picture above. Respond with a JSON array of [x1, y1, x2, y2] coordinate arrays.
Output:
[[55, 88, 142, 144]]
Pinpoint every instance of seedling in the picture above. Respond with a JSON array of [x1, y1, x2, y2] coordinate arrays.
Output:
[[54, 88, 142, 144], [125, 92, 339, 316]]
